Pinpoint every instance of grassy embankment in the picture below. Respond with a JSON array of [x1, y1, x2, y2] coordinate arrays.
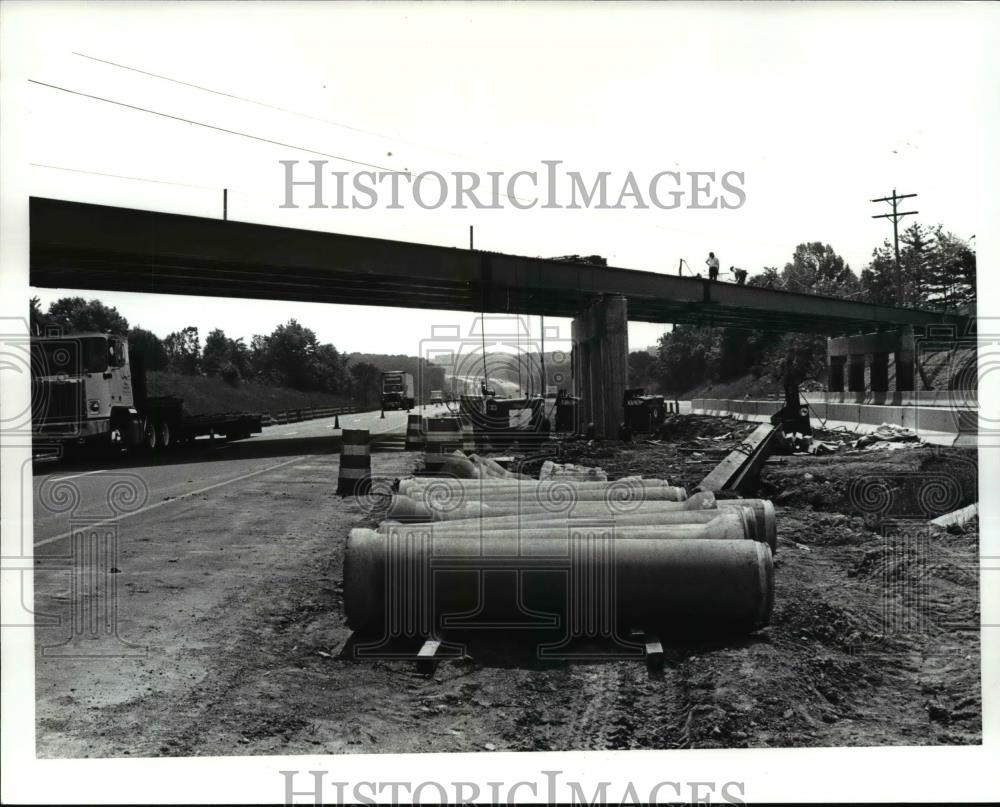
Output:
[[147, 372, 352, 416]]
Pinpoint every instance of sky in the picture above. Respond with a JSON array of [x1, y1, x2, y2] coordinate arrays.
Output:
[[7, 2, 999, 353]]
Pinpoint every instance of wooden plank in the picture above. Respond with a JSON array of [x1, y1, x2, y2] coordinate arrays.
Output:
[[697, 423, 778, 494], [416, 639, 442, 675], [643, 633, 664, 669]]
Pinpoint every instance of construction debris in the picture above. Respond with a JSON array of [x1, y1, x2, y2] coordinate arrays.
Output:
[[852, 423, 921, 451], [538, 460, 608, 482]]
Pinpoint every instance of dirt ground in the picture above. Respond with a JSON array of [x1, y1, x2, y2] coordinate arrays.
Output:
[[35, 416, 981, 756]]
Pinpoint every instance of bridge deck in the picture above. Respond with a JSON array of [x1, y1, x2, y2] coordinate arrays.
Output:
[[29, 197, 969, 334]]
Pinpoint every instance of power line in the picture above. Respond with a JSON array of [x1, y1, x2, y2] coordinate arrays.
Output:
[[29, 78, 539, 210], [72, 51, 477, 162], [31, 75, 795, 270], [28, 79, 404, 174], [871, 188, 918, 306], [30, 161, 214, 190]]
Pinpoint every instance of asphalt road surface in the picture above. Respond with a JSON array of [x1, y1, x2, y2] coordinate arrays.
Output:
[[31, 405, 447, 548], [30, 404, 455, 757]]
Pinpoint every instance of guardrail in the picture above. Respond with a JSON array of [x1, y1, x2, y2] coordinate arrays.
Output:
[[260, 405, 357, 427]]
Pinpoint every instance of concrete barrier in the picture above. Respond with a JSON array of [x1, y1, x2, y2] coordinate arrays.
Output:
[[689, 397, 976, 447], [425, 417, 462, 453], [404, 414, 425, 451]]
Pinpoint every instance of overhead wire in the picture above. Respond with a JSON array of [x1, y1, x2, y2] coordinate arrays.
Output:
[[34, 60, 810, 277], [72, 51, 475, 162], [28, 79, 403, 174]]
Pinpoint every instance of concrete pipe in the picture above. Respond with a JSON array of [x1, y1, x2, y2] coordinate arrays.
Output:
[[344, 529, 773, 635], [380, 506, 763, 545], [378, 508, 757, 543], [469, 454, 509, 478], [409, 496, 720, 526], [401, 482, 687, 504], [422, 506, 772, 553], [454, 498, 775, 554], [387, 490, 706, 524], [717, 500, 777, 555], [398, 475, 670, 496], [437, 454, 480, 479]]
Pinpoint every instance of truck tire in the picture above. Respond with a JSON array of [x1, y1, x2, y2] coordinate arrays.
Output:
[[158, 420, 172, 450], [142, 418, 158, 452]]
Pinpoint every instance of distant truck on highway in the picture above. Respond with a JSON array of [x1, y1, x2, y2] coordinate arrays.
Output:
[[31, 332, 261, 457], [380, 370, 415, 411]]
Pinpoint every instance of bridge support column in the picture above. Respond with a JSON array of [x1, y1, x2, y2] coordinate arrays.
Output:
[[892, 326, 916, 392], [571, 295, 629, 438], [847, 354, 866, 393], [891, 349, 915, 392], [828, 356, 846, 393], [868, 352, 889, 393]]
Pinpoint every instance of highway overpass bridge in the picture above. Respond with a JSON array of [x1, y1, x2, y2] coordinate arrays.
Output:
[[29, 197, 973, 435]]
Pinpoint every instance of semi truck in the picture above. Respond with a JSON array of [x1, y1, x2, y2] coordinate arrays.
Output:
[[380, 370, 415, 411], [30, 332, 261, 457]]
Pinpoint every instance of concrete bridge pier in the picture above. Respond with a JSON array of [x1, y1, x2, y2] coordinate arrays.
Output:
[[827, 326, 916, 396], [571, 295, 629, 437]]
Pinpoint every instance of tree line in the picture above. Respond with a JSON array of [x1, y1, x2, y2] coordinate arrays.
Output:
[[29, 298, 445, 403]]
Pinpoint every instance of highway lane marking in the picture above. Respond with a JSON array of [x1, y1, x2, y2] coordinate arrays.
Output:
[[40, 468, 107, 484], [33, 455, 308, 549]]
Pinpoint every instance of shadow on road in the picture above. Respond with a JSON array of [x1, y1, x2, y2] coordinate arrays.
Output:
[[32, 433, 346, 476]]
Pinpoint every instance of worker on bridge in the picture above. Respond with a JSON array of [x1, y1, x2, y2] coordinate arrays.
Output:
[[731, 266, 748, 285], [706, 252, 720, 281]]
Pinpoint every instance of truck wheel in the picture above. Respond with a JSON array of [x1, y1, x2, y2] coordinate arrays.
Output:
[[142, 419, 158, 452], [158, 421, 172, 450]]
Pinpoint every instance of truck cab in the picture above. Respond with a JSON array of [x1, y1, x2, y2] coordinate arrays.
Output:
[[31, 332, 140, 447], [380, 371, 415, 411]]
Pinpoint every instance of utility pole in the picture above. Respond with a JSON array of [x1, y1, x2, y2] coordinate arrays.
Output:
[[540, 314, 547, 397], [871, 188, 918, 305]]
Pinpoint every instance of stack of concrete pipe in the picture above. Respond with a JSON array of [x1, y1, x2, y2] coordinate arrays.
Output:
[[419, 450, 532, 481], [345, 468, 776, 638], [538, 460, 608, 482]]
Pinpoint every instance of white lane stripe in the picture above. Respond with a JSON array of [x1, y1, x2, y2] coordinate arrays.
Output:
[[33, 455, 307, 549], [42, 468, 107, 484], [284, 431, 299, 436]]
